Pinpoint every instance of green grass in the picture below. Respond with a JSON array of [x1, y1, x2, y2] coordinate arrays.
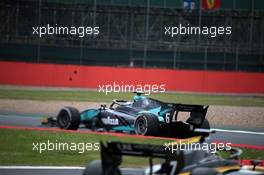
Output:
[[0, 128, 168, 166], [0, 89, 263, 106], [0, 129, 263, 166]]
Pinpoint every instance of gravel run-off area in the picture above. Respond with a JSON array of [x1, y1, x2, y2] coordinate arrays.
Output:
[[0, 99, 263, 131]]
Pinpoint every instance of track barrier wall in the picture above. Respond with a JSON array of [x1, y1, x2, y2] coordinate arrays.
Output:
[[0, 61, 263, 94]]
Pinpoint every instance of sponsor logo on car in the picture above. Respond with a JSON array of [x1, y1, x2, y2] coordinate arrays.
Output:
[[102, 116, 119, 125]]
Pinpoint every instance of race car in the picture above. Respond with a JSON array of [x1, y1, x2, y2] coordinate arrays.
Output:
[[83, 141, 264, 175], [42, 92, 211, 138]]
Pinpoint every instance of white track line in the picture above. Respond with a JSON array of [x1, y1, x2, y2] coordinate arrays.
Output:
[[0, 166, 84, 170], [212, 128, 264, 135], [0, 166, 141, 172]]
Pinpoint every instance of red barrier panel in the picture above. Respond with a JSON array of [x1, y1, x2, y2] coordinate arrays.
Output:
[[0, 61, 263, 94]]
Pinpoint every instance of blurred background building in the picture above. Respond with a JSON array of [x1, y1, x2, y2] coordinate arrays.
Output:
[[0, 0, 263, 72]]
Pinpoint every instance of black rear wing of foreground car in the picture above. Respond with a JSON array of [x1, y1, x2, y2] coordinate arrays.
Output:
[[100, 141, 185, 175], [98, 141, 243, 175]]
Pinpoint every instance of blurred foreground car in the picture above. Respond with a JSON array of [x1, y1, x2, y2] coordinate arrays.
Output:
[[83, 141, 264, 175]]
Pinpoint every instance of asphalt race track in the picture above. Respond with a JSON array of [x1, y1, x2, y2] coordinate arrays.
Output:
[[0, 114, 263, 146], [0, 166, 145, 175], [0, 167, 84, 175], [0, 113, 263, 175]]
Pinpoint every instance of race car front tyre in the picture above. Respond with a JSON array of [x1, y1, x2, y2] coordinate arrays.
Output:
[[135, 114, 159, 136], [83, 160, 102, 175], [83, 160, 121, 175], [57, 107, 80, 130]]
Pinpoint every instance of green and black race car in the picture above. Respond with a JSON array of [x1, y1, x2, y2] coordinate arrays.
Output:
[[42, 92, 211, 138]]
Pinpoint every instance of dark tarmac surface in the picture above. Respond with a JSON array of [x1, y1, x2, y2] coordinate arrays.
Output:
[[0, 114, 263, 175], [0, 168, 84, 175], [0, 167, 144, 175], [0, 114, 263, 146]]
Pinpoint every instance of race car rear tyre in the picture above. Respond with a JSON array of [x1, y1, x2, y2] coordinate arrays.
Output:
[[57, 107, 80, 130], [135, 114, 159, 136]]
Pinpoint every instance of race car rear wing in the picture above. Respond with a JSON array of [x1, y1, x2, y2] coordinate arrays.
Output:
[[167, 103, 208, 113], [100, 141, 184, 175], [165, 103, 209, 126]]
